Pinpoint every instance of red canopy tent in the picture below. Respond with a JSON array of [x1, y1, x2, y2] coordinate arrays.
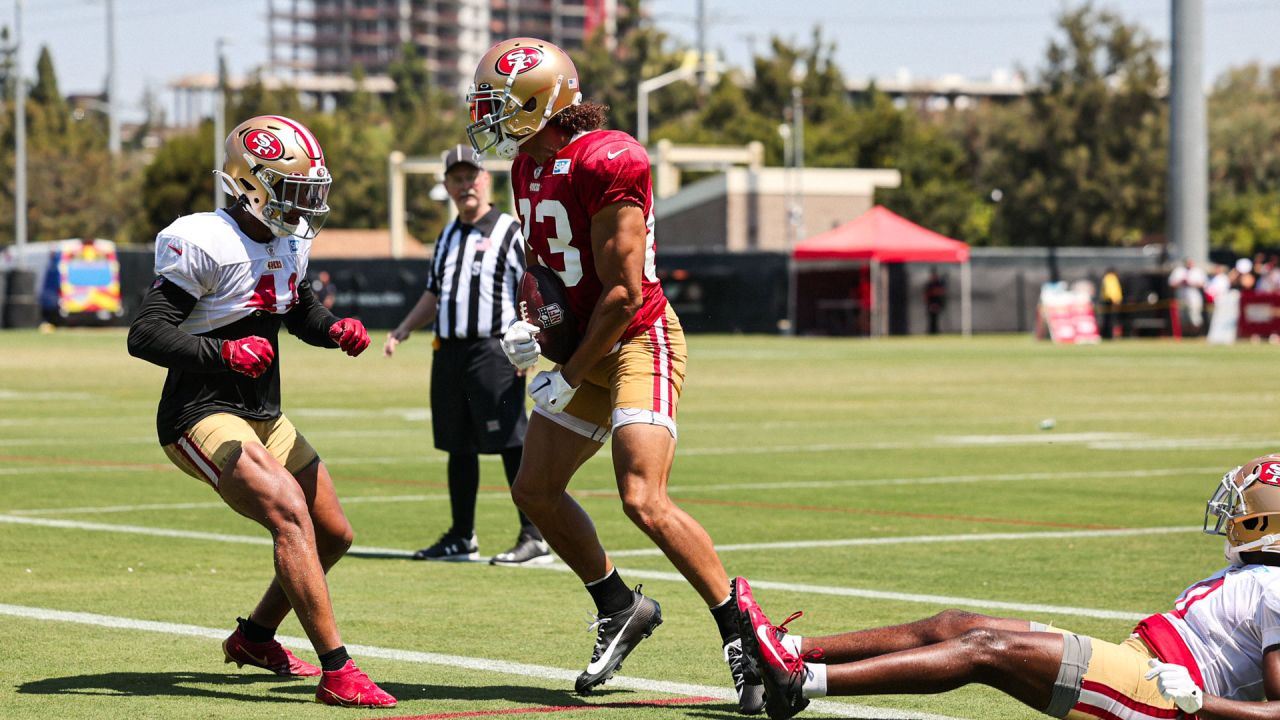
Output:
[[790, 206, 972, 335]]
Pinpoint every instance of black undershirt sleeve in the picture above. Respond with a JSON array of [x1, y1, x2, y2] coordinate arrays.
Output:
[[284, 280, 340, 348], [127, 278, 228, 372]]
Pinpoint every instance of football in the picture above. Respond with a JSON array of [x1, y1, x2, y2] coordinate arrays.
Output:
[[518, 264, 579, 365]]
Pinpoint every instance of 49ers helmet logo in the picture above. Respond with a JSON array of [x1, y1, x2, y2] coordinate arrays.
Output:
[[244, 129, 284, 160], [1259, 461, 1280, 486], [496, 47, 543, 75]]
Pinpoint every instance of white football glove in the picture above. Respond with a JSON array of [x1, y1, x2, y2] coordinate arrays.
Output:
[[529, 370, 577, 414], [1145, 659, 1203, 714], [501, 320, 541, 370]]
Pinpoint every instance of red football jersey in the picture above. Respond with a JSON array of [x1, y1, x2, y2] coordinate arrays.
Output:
[[511, 129, 667, 341]]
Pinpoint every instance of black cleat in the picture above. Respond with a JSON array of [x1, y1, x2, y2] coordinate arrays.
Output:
[[489, 532, 554, 566], [725, 635, 766, 715], [412, 532, 478, 561], [735, 577, 810, 720], [574, 586, 663, 693]]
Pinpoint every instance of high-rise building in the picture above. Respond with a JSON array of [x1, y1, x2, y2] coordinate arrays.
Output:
[[266, 0, 621, 96]]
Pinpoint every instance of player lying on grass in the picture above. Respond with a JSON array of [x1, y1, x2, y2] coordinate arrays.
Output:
[[735, 454, 1280, 720], [127, 115, 394, 708]]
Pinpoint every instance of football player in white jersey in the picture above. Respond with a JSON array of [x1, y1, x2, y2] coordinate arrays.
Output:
[[127, 115, 395, 708], [733, 455, 1280, 720]]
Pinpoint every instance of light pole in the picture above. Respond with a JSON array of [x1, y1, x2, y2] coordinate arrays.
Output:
[[790, 60, 807, 243], [214, 38, 229, 208], [636, 51, 715, 146], [14, 0, 26, 248], [778, 122, 794, 246], [105, 0, 119, 155]]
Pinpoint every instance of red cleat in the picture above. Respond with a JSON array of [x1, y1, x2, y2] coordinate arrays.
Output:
[[734, 577, 810, 720], [315, 660, 398, 708], [223, 624, 321, 677]]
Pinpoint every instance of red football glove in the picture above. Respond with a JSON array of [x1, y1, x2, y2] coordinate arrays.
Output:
[[329, 318, 370, 357], [221, 336, 274, 378]]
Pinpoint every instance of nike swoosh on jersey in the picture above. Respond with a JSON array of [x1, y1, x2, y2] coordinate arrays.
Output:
[[585, 613, 638, 674], [757, 625, 789, 667], [607, 149, 628, 160]]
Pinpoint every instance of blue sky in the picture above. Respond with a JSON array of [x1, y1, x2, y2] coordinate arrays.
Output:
[[18, 0, 1280, 122]]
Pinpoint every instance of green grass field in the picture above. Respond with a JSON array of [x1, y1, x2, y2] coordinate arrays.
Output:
[[1, 329, 1273, 719]]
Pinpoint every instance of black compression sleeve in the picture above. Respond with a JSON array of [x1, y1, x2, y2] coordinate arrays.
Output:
[[284, 280, 340, 348], [127, 278, 228, 372]]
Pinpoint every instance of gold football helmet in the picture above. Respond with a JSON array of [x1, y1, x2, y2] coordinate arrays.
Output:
[[1205, 454, 1280, 563], [466, 37, 582, 160], [215, 115, 331, 239]]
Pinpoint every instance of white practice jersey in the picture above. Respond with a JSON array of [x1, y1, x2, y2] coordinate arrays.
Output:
[[1164, 564, 1280, 700], [154, 209, 311, 335]]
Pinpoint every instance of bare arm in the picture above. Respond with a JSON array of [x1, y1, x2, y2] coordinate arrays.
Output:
[[383, 289, 439, 357], [558, 201, 647, 387]]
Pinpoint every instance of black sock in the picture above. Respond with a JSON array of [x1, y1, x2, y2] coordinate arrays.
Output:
[[709, 595, 739, 644], [238, 616, 275, 644], [447, 452, 480, 538], [501, 445, 540, 538], [585, 569, 634, 616], [318, 645, 351, 672]]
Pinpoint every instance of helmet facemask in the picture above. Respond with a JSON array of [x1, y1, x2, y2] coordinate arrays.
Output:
[[256, 166, 331, 239], [1205, 457, 1280, 564], [465, 38, 582, 160], [216, 115, 332, 240]]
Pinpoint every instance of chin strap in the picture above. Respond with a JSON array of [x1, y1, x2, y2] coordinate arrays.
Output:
[[212, 169, 240, 201], [1235, 533, 1280, 554]]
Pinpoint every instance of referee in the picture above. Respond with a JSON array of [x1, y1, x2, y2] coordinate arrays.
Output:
[[384, 145, 550, 566]]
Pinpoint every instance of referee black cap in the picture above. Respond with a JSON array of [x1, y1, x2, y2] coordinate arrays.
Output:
[[444, 144, 484, 173]]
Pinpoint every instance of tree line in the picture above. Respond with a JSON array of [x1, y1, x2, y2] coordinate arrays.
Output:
[[0, 2, 1277, 255]]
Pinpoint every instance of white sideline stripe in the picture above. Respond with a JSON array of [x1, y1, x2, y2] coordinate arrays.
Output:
[[0, 514, 413, 557], [9, 493, 457, 516], [6, 467, 1221, 515], [0, 512, 1148, 622], [0, 603, 962, 720], [608, 526, 1198, 558], [573, 566, 1149, 622], [0, 466, 141, 475], [662, 466, 1223, 494]]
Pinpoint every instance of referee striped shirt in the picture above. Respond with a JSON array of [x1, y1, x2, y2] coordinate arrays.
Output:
[[427, 206, 525, 339]]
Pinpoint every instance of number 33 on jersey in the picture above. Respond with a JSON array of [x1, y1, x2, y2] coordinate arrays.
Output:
[[154, 209, 312, 335], [512, 129, 666, 342]]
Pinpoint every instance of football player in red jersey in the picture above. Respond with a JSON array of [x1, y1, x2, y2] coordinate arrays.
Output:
[[466, 38, 762, 712], [733, 456, 1280, 720], [127, 116, 394, 708]]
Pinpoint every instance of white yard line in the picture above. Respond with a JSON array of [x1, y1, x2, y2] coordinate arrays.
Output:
[[661, 466, 1224, 493], [0, 513, 1150, 622], [608, 526, 1197, 557], [9, 493, 457, 516], [8, 465, 1218, 515], [0, 514, 413, 557], [0, 602, 963, 720]]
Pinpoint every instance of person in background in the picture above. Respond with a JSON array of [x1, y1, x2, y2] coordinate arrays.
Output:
[[384, 145, 550, 566], [1233, 258, 1256, 292], [311, 270, 336, 310], [1168, 258, 1207, 334], [923, 268, 946, 335], [1099, 267, 1122, 339]]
